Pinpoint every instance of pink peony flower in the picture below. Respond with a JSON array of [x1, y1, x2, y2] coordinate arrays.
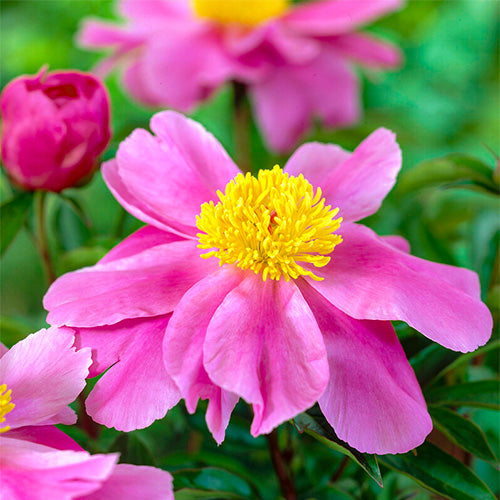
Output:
[[0, 68, 111, 192], [0, 328, 173, 500], [44, 112, 492, 454], [78, 0, 403, 152]]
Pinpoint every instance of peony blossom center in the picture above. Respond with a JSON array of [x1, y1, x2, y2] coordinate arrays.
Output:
[[0, 384, 15, 433], [197, 166, 342, 281], [192, 0, 289, 26]]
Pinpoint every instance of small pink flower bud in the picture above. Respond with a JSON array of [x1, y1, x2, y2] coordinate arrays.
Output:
[[1, 68, 111, 192]]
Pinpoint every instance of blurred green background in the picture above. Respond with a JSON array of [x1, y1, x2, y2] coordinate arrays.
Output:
[[0, 1, 498, 499]]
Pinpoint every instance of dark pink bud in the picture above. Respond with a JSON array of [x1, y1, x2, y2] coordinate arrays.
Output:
[[1, 68, 111, 192]]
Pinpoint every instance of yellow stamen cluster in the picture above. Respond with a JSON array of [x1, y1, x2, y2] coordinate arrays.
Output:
[[192, 0, 289, 26], [197, 165, 342, 281], [0, 384, 14, 434]]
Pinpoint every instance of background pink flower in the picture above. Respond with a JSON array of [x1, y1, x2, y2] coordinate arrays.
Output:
[[44, 112, 492, 454], [0, 328, 174, 500], [78, 0, 403, 152], [0, 68, 111, 192]]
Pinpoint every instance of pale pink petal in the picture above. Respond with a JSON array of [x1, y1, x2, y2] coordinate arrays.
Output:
[[0, 343, 8, 358], [204, 274, 329, 436], [0, 438, 117, 500], [250, 53, 358, 153], [83, 316, 181, 432], [44, 239, 217, 328], [82, 464, 174, 500], [119, 0, 190, 21], [307, 224, 493, 352], [114, 112, 239, 229], [103, 160, 197, 238], [283, 0, 403, 36], [329, 32, 402, 68], [78, 20, 143, 49], [6, 426, 83, 451], [0, 327, 91, 430], [300, 282, 431, 454], [284, 128, 401, 222], [164, 268, 243, 443]]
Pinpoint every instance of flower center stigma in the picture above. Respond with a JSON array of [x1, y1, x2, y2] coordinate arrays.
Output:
[[197, 166, 342, 281], [0, 384, 14, 434], [192, 0, 289, 26]]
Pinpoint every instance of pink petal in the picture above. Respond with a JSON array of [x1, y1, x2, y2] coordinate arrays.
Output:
[[250, 52, 358, 153], [103, 159, 197, 238], [330, 32, 402, 68], [113, 112, 239, 229], [284, 128, 401, 222], [283, 0, 403, 36], [307, 223, 493, 352], [119, 0, 190, 21], [381, 234, 410, 253], [164, 268, 243, 443], [204, 274, 329, 436], [0, 438, 117, 500], [44, 239, 217, 328], [6, 425, 83, 451], [0, 327, 91, 430], [81, 464, 174, 500], [300, 282, 431, 453], [82, 316, 181, 432]]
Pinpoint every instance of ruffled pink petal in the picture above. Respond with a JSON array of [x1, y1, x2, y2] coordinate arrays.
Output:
[[113, 112, 239, 229], [282, 0, 403, 36], [103, 160, 197, 238], [81, 315, 180, 432], [0, 438, 117, 500], [250, 52, 358, 153], [284, 128, 401, 222], [329, 32, 402, 68], [204, 274, 329, 436], [0, 327, 91, 430], [164, 268, 243, 443], [44, 239, 217, 328], [6, 426, 83, 451], [307, 223, 493, 352], [81, 464, 174, 500], [300, 282, 431, 454]]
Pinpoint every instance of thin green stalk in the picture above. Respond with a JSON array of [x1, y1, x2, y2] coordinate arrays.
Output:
[[34, 190, 56, 285], [266, 429, 296, 500], [232, 80, 252, 174]]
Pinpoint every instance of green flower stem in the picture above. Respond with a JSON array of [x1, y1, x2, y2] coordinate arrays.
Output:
[[266, 429, 296, 500], [232, 80, 252, 174], [34, 190, 56, 285]]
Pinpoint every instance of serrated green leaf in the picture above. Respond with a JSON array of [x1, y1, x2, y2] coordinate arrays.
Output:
[[0, 192, 33, 256], [429, 406, 497, 463], [173, 468, 256, 500], [293, 405, 382, 487], [398, 154, 499, 195], [426, 380, 500, 409], [380, 442, 496, 500]]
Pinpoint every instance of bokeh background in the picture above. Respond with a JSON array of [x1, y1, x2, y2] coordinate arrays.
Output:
[[1, 1, 499, 498]]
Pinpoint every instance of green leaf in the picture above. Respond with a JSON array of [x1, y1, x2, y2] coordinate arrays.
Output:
[[429, 406, 497, 464], [0, 192, 33, 256], [293, 405, 382, 487], [56, 246, 107, 274], [380, 442, 496, 500], [398, 154, 499, 195], [410, 343, 459, 387], [173, 468, 257, 500], [426, 380, 500, 409], [108, 433, 155, 466]]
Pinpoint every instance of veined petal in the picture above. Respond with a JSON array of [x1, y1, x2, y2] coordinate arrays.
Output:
[[204, 274, 329, 436], [307, 224, 492, 352], [300, 282, 431, 454], [164, 268, 243, 443], [0, 327, 90, 430], [81, 316, 180, 432]]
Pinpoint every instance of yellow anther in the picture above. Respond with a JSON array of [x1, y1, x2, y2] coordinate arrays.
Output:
[[0, 384, 15, 434], [192, 0, 289, 26], [197, 165, 342, 281]]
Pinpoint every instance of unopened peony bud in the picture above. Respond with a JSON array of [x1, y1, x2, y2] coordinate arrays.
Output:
[[1, 68, 111, 192]]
